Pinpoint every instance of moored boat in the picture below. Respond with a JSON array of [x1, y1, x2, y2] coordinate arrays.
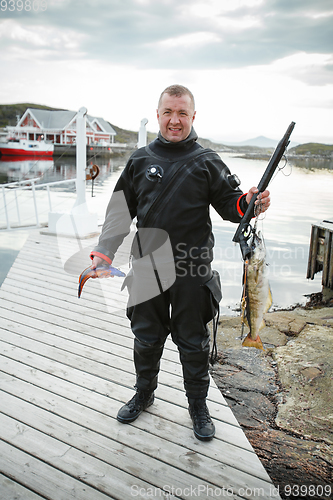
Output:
[[0, 138, 54, 157]]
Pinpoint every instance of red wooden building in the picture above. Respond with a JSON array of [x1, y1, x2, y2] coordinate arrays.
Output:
[[7, 108, 116, 146]]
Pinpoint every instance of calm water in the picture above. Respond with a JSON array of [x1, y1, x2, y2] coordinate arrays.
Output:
[[0, 153, 129, 186], [0, 153, 130, 284], [213, 154, 333, 314], [0, 152, 332, 314]]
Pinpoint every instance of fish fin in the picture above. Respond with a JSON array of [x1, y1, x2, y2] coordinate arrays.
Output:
[[78, 274, 91, 298], [259, 318, 266, 331], [265, 286, 273, 312], [242, 333, 265, 351], [241, 308, 249, 327], [78, 267, 96, 298]]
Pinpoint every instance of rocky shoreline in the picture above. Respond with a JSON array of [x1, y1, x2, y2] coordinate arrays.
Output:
[[210, 295, 333, 500]]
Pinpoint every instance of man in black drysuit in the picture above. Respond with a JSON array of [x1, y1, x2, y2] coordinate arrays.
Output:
[[90, 85, 270, 441]]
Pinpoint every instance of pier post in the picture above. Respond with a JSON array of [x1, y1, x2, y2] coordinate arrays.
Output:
[[47, 107, 98, 238], [307, 219, 333, 296], [138, 118, 148, 148], [73, 107, 88, 209]]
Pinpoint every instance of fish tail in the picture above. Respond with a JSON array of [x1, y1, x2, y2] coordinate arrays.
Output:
[[242, 333, 265, 351], [78, 275, 89, 298]]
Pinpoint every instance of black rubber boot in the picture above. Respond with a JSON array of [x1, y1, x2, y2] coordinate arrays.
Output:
[[117, 389, 154, 423], [188, 398, 215, 441]]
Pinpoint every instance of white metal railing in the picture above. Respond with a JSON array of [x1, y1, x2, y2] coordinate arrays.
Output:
[[1, 177, 76, 230]]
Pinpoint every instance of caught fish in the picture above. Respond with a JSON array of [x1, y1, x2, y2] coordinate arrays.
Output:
[[241, 230, 272, 350], [78, 265, 125, 298]]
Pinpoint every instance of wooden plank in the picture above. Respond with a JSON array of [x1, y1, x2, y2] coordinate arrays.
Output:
[[0, 293, 133, 349], [0, 442, 113, 500], [0, 473, 45, 500], [317, 220, 333, 231], [0, 368, 273, 487], [3, 271, 128, 320], [0, 290, 134, 342], [0, 391, 273, 499], [0, 346, 274, 484], [307, 223, 333, 288], [21, 229, 133, 276], [0, 414, 160, 500], [0, 296, 182, 368], [0, 379, 269, 498], [0, 269, 131, 329], [0, 355, 243, 445], [0, 232, 281, 499], [307, 225, 318, 279], [0, 294, 201, 383], [322, 230, 330, 287], [0, 319, 185, 386], [7, 259, 129, 317], [0, 278, 128, 325], [0, 332, 238, 426], [329, 238, 333, 290], [7, 258, 129, 309]]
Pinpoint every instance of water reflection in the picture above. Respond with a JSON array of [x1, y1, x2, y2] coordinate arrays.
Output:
[[0, 153, 131, 186], [0, 156, 54, 184], [289, 157, 333, 171]]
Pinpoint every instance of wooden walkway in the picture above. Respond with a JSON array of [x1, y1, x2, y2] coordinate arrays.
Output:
[[0, 231, 281, 500]]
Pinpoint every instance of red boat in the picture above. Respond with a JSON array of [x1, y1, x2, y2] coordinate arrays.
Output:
[[0, 138, 54, 157]]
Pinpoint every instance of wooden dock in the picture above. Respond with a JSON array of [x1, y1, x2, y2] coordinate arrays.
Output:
[[307, 218, 333, 292], [0, 231, 281, 499]]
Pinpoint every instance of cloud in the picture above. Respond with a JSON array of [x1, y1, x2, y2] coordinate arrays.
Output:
[[1, 0, 332, 75], [274, 53, 333, 87], [0, 0, 332, 143], [0, 19, 87, 61]]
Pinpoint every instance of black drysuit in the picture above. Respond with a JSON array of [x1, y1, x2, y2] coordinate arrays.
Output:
[[92, 128, 248, 399]]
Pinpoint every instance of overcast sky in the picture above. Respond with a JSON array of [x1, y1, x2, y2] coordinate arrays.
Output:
[[1, 0, 332, 143]]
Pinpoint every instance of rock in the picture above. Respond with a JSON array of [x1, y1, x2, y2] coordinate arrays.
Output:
[[217, 314, 288, 349], [223, 390, 276, 429], [264, 311, 307, 335], [273, 324, 333, 445], [246, 428, 333, 495], [294, 306, 333, 328], [259, 326, 288, 347], [214, 348, 278, 395], [211, 305, 333, 493]]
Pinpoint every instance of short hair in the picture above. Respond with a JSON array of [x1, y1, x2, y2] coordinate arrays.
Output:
[[158, 84, 195, 110]]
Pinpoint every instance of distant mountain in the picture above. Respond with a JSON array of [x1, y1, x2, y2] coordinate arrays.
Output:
[[236, 136, 278, 147], [222, 135, 299, 149]]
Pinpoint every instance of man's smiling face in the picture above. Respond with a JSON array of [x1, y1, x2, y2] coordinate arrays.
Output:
[[157, 93, 196, 143]]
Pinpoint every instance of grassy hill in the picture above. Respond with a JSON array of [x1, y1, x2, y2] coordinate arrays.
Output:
[[289, 143, 333, 157], [0, 103, 66, 128], [109, 123, 156, 144]]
